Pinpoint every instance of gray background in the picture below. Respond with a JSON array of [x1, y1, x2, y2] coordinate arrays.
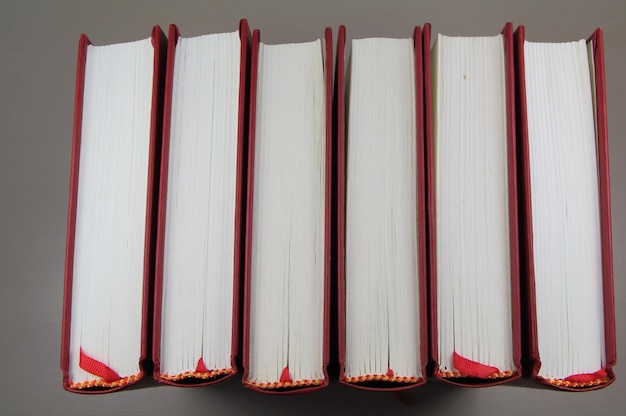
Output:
[[1, 0, 624, 414]]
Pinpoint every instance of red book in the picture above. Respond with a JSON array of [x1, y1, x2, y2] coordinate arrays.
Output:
[[515, 26, 615, 391], [336, 25, 429, 390], [242, 27, 333, 393], [61, 26, 167, 393], [152, 20, 250, 386], [424, 23, 522, 386]]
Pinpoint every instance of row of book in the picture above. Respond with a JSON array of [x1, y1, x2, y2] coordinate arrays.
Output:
[[61, 19, 615, 394]]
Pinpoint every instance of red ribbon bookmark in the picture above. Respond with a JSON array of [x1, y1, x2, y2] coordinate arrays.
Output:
[[196, 357, 209, 374], [79, 348, 121, 383], [453, 352, 501, 379], [280, 366, 293, 383], [564, 368, 607, 383]]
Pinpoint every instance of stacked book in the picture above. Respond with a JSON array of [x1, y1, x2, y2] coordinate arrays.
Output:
[[61, 20, 615, 394]]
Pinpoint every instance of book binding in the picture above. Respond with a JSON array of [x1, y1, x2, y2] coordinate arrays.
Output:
[[514, 25, 615, 391], [425, 22, 522, 387], [152, 19, 251, 386], [241, 27, 333, 394], [336, 25, 429, 391], [61, 25, 167, 394]]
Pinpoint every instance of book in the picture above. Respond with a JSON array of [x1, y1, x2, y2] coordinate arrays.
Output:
[[61, 26, 167, 393], [152, 20, 250, 386], [424, 23, 522, 386], [515, 26, 616, 390], [242, 27, 332, 393], [336, 25, 429, 390]]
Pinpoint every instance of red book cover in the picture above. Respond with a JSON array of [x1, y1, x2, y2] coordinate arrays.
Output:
[[152, 19, 251, 386], [242, 27, 333, 394], [61, 26, 167, 393], [424, 23, 522, 386], [515, 26, 615, 391], [336, 26, 429, 391]]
